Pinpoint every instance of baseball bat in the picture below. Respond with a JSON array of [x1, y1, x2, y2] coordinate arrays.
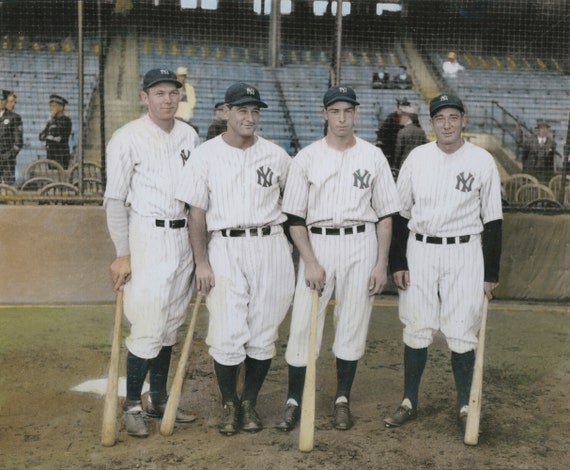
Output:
[[464, 296, 489, 446], [101, 290, 124, 447], [299, 289, 319, 452], [159, 294, 202, 436]]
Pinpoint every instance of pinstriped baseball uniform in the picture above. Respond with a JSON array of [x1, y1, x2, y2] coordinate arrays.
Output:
[[396, 140, 503, 352], [175, 134, 295, 365], [105, 115, 198, 359], [283, 136, 401, 365]]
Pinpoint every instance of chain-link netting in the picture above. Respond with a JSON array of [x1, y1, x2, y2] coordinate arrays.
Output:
[[0, 0, 568, 209]]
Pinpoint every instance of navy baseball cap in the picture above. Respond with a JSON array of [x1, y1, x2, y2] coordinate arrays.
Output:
[[429, 93, 465, 117], [323, 86, 360, 108], [142, 68, 182, 89], [225, 82, 268, 108], [49, 94, 68, 106]]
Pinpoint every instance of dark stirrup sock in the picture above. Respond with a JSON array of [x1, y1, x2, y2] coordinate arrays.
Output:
[[126, 351, 150, 403], [335, 358, 358, 402], [403, 345, 428, 409], [213, 360, 240, 405], [287, 364, 307, 405], [241, 356, 272, 404], [149, 346, 173, 404], [451, 350, 475, 408]]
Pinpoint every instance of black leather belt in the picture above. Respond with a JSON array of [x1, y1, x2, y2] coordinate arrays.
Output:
[[221, 226, 272, 237], [415, 233, 470, 244], [310, 224, 366, 235], [156, 219, 186, 229]]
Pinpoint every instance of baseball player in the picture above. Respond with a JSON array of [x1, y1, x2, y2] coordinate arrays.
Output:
[[176, 82, 295, 436], [276, 86, 401, 432], [104, 68, 199, 438], [39, 94, 72, 169], [384, 93, 503, 434]]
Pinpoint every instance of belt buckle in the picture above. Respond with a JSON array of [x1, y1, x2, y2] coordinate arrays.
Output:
[[459, 235, 470, 243]]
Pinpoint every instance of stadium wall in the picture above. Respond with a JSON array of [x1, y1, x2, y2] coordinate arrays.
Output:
[[0, 207, 568, 304]]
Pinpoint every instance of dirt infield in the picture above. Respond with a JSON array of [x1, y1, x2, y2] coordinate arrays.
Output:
[[0, 297, 568, 470]]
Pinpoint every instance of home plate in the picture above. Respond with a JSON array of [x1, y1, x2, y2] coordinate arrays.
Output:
[[69, 377, 150, 398]]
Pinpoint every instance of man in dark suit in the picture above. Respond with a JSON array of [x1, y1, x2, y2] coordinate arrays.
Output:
[[39, 94, 72, 168], [0, 90, 24, 185], [518, 120, 557, 181]]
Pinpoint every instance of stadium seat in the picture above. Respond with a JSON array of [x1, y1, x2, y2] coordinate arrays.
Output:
[[68, 162, 102, 185], [502, 173, 539, 203], [24, 159, 66, 182], [524, 198, 563, 209], [19, 176, 56, 192], [515, 183, 556, 204]]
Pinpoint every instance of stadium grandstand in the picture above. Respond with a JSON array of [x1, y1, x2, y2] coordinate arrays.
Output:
[[0, 0, 569, 209]]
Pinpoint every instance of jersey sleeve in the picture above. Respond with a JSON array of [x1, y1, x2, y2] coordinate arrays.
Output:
[[104, 130, 135, 202], [281, 155, 309, 219], [175, 148, 209, 210], [371, 154, 401, 218], [395, 157, 414, 219], [480, 156, 503, 224]]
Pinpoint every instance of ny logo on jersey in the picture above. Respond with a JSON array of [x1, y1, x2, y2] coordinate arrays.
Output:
[[257, 166, 274, 187], [455, 171, 474, 192], [180, 149, 191, 166], [353, 169, 371, 189]]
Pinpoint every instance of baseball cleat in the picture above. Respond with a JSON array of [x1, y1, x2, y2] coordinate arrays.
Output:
[[146, 399, 197, 423], [240, 400, 263, 432], [218, 401, 239, 436], [276, 402, 300, 431], [457, 405, 468, 433], [333, 401, 353, 430], [384, 402, 417, 428], [124, 402, 149, 438]]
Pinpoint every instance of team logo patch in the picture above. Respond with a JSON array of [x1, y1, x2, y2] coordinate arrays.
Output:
[[256, 166, 274, 187], [180, 149, 191, 166], [455, 171, 474, 192], [353, 169, 371, 189]]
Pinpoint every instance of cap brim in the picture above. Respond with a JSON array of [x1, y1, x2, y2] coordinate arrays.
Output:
[[228, 98, 268, 108], [144, 78, 183, 89], [430, 103, 464, 117], [324, 98, 360, 107]]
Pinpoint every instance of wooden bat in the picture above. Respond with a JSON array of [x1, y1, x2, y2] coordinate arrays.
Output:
[[299, 290, 319, 452], [464, 296, 489, 446], [101, 290, 124, 447], [160, 294, 202, 436]]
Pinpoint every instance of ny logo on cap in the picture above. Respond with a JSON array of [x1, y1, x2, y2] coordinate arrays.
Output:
[[246, 87, 256, 96], [160, 69, 170, 75], [339, 87, 348, 93], [440, 95, 449, 101]]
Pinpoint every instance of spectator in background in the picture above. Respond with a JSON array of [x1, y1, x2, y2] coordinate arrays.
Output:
[[392, 102, 427, 170], [393, 66, 413, 90], [175, 66, 198, 132], [0, 89, 24, 185], [5, 91, 17, 112], [376, 98, 408, 165], [442, 51, 465, 77], [518, 120, 557, 181], [206, 101, 228, 140], [39, 94, 72, 169]]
